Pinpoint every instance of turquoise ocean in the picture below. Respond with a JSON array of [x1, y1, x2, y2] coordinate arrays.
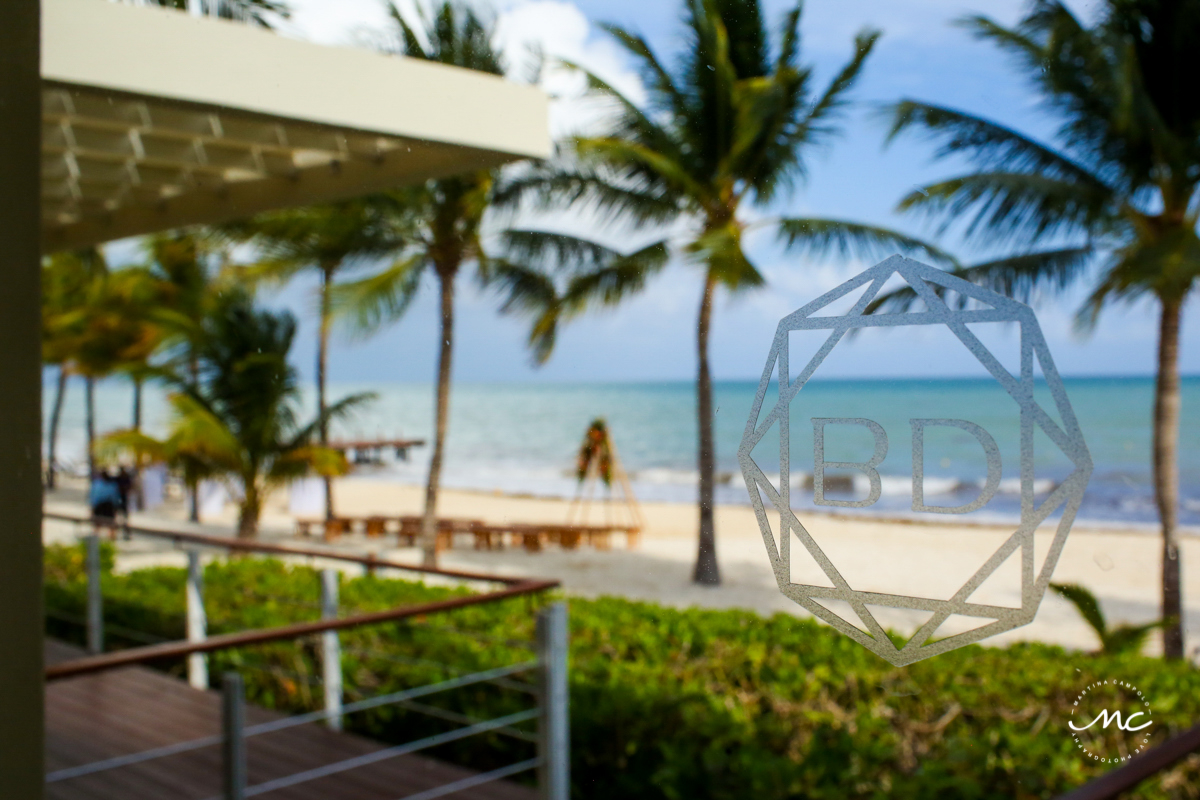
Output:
[[46, 376, 1200, 527]]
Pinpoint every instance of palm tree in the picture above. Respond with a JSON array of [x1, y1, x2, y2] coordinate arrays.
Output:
[[102, 291, 367, 537], [879, 0, 1200, 658], [144, 231, 226, 519], [493, 0, 947, 584], [138, 0, 290, 29], [43, 249, 166, 486], [332, 1, 512, 568], [218, 197, 413, 519], [42, 250, 104, 489]]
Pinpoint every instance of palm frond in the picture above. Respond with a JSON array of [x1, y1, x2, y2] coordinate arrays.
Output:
[[865, 247, 1092, 315], [598, 24, 690, 123], [488, 261, 561, 365], [288, 392, 378, 449], [776, 217, 957, 265], [562, 240, 672, 308], [95, 429, 169, 465], [575, 137, 708, 203], [1103, 620, 1168, 656], [1050, 582, 1109, 642], [886, 101, 1110, 190], [796, 29, 880, 149], [897, 172, 1112, 246], [329, 254, 425, 338], [688, 224, 763, 291], [500, 230, 629, 275], [492, 163, 680, 228]]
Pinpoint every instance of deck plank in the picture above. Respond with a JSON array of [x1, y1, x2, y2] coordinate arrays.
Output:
[[45, 640, 538, 800]]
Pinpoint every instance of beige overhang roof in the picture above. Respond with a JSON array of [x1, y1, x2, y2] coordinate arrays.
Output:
[[41, 0, 551, 251]]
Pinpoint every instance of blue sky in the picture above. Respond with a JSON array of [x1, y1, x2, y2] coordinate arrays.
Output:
[[118, 0, 1199, 384]]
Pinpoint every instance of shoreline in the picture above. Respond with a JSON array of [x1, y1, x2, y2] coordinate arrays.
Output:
[[339, 474, 1200, 538]]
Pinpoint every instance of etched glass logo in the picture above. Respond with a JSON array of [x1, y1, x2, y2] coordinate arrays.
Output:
[[738, 256, 1092, 665]]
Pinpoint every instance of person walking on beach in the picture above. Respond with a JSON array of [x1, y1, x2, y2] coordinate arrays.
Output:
[[115, 466, 134, 519], [89, 469, 121, 540]]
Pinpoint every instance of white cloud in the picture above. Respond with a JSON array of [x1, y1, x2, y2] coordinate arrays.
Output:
[[495, 1, 645, 138]]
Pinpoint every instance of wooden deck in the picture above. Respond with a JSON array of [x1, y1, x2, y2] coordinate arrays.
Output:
[[45, 640, 538, 800]]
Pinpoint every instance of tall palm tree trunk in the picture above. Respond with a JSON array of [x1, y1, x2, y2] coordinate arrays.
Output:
[[132, 375, 142, 431], [187, 468, 200, 523], [693, 275, 720, 585], [131, 374, 143, 511], [85, 375, 96, 484], [1154, 296, 1184, 659], [318, 264, 334, 521], [46, 365, 69, 490], [187, 350, 200, 522], [238, 480, 261, 539], [421, 269, 456, 567]]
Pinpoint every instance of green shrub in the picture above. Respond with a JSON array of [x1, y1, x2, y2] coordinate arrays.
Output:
[[43, 543, 1200, 799]]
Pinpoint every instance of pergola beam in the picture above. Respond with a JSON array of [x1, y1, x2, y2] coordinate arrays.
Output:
[[41, 0, 550, 250]]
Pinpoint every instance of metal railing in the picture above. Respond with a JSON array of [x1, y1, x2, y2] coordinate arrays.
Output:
[[1054, 722, 1200, 800], [44, 512, 567, 800]]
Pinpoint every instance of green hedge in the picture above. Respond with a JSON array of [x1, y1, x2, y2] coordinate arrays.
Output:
[[44, 543, 1200, 799]]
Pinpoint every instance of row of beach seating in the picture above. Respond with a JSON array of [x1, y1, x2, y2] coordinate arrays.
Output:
[[295, 515, 640, 551]]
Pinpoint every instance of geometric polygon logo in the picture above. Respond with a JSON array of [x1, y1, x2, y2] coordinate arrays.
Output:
[[737, 256, 1092, 665]]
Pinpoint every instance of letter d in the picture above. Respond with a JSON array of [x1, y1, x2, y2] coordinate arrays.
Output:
[[910, 419, 1001, 514]]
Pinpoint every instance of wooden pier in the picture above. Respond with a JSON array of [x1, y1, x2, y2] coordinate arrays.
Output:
[[45, 640, 535, 800], [328, 438, 425, 464]]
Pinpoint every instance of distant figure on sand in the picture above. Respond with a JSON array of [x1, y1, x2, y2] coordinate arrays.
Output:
[[115, 466, 134, 518], [89, 470, 121, 539]]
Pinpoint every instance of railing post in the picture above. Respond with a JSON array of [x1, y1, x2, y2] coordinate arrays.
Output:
[[321, 568, 343, 731], [221, 672, 246, 800], [537, 602, 569, 800], [85, 534, 104, 655], [186, 549, 208, 690]]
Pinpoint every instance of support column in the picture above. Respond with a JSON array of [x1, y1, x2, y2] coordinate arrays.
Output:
[[85, 535, 104, 655], [537, 602, 569, 800], [187, 550, 208, 689], [0, 1, 45, 795], [321, 568, 343, 731], [222, 673, 246, 800]]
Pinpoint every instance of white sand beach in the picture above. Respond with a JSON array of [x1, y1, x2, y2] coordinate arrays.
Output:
[[44, 475, 1200, 659]]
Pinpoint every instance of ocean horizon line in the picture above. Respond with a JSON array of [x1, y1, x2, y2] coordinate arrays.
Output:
[[318, 373, 1200, 389]]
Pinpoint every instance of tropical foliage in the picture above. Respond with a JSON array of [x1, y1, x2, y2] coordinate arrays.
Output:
[[141, 0, 290, 29], [876, 0, 1200, 659], [1051, 582, 1170, 656], [494, 0, 948, 584], [217, 196, 413, 518], [99, 291, 366, 537], [42, 248, 169, 485], [45, 549, 1200, 799]]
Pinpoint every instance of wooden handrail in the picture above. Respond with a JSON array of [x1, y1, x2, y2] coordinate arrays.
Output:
[[45, 577, 558, 681], [1055, 723, 1200, 800], [43, 511, 526, 585], [43, 510, 560, 681]]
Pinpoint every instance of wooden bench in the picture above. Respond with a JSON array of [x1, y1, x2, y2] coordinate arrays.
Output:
[[324, 517, 351, 541]]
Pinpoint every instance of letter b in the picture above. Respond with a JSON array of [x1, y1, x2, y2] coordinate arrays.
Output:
[[812, 418, 888, 508]]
